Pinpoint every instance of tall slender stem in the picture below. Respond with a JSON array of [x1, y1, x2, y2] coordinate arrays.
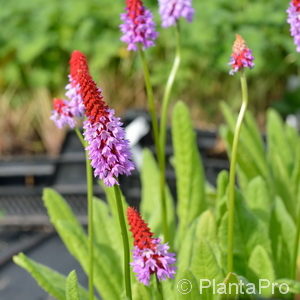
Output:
[[113, 184, 132, 300], [138, 48, 170, 242], [156, 275, 164, 300], [75, 128, 85, 147], [138, 48, 160, 157], [86, 151, 94, 300], [227, 72, 248, 273], [159, 23, 181, 156], [75, 128, 94, 300], [158, 23, 181, 244], [292, 193, 300, 279]]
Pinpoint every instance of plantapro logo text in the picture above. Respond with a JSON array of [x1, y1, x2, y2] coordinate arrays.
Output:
[[199, 279, 289, 295]]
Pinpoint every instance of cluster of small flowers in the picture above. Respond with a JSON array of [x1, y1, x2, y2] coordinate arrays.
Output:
[[120, 0, 158, 51], [287, 0, 300, 52], [51, 50, 134, 187], [158, 0, 194, 27], [127, 207, 176, 285], [120, 0, 194, 51], [50, 77, 84, 128], [229, 34, 254, 75]]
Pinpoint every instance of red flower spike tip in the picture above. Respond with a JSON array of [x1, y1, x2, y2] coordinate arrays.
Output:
[[127, 207, 155, 250], [69, 50, 108, 123], [126, 0, 142, 20], [293, 0, 300, 10], [126, 207, 176, 285]]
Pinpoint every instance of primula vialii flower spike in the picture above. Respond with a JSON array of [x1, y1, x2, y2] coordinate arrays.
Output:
[[50, 78, 85, 130], [158, 0, 194, 28], [287, 0, 300, 52], [50, 54, 87, 129], [127, 207, 176, 285], [50, 98, 77, 129], [120, 0, 158, 51], [229, 34, 254, 75], [69, 50, 135, 186]]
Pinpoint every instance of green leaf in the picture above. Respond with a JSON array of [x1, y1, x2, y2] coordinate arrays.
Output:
[[216, 171, 229, 225], [195, 210, 217, 245], [140, 149, 175, 242], [172, 101, 206, 245], [176, 220, 197, 280], [216, 170, 229, 203], [248, 245, 275, 297], [176, 270, 199, 300], [245, 176, 271, 225], [43, 188, 84, 235], [275, 279, 300, 294], [218, 192, 271, 275], [219, 125, 259, 189], [270, 197, 296, 278], [191, 237, 224, 300], [220, 102, 268, 186], [220, 272, 239, 300], [66, 270, 80, 300], [132, 283, 151, 300], [93, 197, 122, 257], [267, 110, 293, 173], [13, 253, 89, 300], [43, 188, 121, 300], [101, 183, 128, 225], [266, 110, 297, 219], [56, 220, 121, 300]]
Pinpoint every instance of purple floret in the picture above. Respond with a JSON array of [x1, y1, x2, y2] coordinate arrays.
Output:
[[83, 109, 135, 186], [131, 238, 176, 285], [120, 1, 158, 51], [287, 1, 300, 52], [158, 0, 194, 27]]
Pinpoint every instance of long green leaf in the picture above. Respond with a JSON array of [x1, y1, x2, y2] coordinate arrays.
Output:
[[140, 149, 175, 241], [220, 102, 268, 184], [218, 191, 271, 275], [93, 197, 122, 257], [56, 220, 121, 300], [245, 176, 271, 225], [270, 197, 296, 278], [248, 245, 275, 297], [13, 253, 89, 300], [176, 270, 199, 300], [191, 237, 223, 300], [43, 188, 121, 300], [172, 101, 206, 244]]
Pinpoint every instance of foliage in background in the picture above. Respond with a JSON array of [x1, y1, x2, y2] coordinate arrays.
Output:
[[1, 0, 300, 120], [14, 102, 300, 299]]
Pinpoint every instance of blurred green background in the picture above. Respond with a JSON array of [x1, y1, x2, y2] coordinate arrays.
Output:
[[0, 0, 298, 154]]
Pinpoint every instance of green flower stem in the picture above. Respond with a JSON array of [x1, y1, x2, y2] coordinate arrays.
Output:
[[159, 23, 181, 157], [113, 184, 132, 300], [75, 128, 94, 300], [138, 48, 169, 242], [138, 48, 160, 157], [156, 276, 164, 300], [227, 72, 248, 273], [75, 128, 85, 148], [292, 194, 300, 279], [158, 23, 181, 244]]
